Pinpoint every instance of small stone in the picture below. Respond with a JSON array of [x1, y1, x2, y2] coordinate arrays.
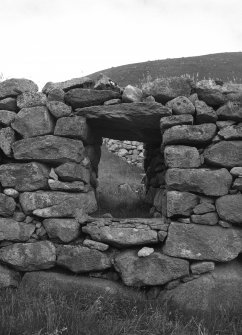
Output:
[[191, 212, 218, 225], [46, 101, 72, 118], [218, 125, 242, 140], [104, 99, 121, 105], [36, 227, 46, 237], [177, 218, 191, 224], [230, 167, 242, 177], [158, 231, 168, 241], [13, 211, 26, 222], [83, 239, 109, 251], [193, 203, 215, 214], [0, 97, 17, 112], [0, 110, 16, 126], [49, 168, 59, 180], [142, 96, 156, 103], [166, 191, 199, 217], [0, 194, 16, 217], [138, 247, 154, 257], [191, 261, 215, 275], [0, 264, 21, 288], [218, 220, 232, 228], [166, 96, 195, 115], [25, 216, 33, 224], [3, 188, 19, 198], [48, 179, 87, 192], [0, 127, 15, 156], [232, 178, 242, 191]]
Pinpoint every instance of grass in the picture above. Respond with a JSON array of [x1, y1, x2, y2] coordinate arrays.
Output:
[[0, 287, 242, 335], [94, 145, 150, 218]]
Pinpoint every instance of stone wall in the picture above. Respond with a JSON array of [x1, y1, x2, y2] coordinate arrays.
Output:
[[0, 75, 242, 315]]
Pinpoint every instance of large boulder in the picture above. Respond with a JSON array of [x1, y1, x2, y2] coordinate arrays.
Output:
[[164, 145, 201, 168], [216, 101, 242, 121], [0, 162, 49, 191], [166, 191, 199, 217], [163, 222, 242, 262], [0, 78, 38, 99], [216, 194, 242, 225], [56, 245, 111, 273], [142, 77, 193, 104], [0, 218, 35, 241], [0, 264, 21, 288], [0, 194, 16, 217], [163, 124, 216, 145], [204, 141, 242, 168], [165, 168, 232, 196], [13, 135, 84, 164], [19, 191, 97, 217], [43, 218, 80, 243], [75, 102, 172, 142], [114, 250, 189, 286], [0, 241, 56, 271], [42, 77, 94, 94]]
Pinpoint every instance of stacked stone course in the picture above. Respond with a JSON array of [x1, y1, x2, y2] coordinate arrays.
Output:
[[0, 75, 242, 315]]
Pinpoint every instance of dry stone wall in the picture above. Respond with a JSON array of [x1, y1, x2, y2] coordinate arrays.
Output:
[[0, 75, 242, 315]]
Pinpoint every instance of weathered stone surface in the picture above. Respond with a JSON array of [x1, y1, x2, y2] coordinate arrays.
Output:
[[0, 127, 15, 156], [56, 245, 111, 273], [94, 74, 120, 92], [0, 218, 35, 241], [0, 194, 16, 217], [216, 101, 242, 121], [48, 179, 88, 192], [230, 167, 242, 177], [54, 116, 100, 144], [0, 110, 16, 126], [0, 241, 56, 271], [163, 222, 242, 261], [191, 212, 218, 225], [137, 247, 154, 257], [42, 77, 94, 94], [142, 77, 193, 104], [122, 85, 143, 103], [164, 145, 201, 168], [193, 203, 215, 214], [195, 100, 217, 124], [166, 96, 195, 115], [218, 124, 242, 140], [17, 92, 47, 109], [163, 124, 216, 145], [0, 162, 49, 191], [0, 78, 38, 99], [47, 88, 65, 102], [46, 101, 72, 118], [20, 191, 97, 217], [0, 97, 17, 111], [166, 168, 232, 196], [114, 250, 189, 286], [11, 106, 54, 138], [83, 239, 109, 251], [13, 135, 84, 164], [43, 218, 80, 243], [0, 264, 21, 288], [166, 191, 199, 217], [216, 120, 236, 129], [82, 218, 158, 247], [204, 141, 242, 168], [232, 177, 242, 190], [75, 102, 172, 142], [160, 115, 193, 134], [65, 88, 121, 109], [54, 162, 90, 184], [159, 260, 242, 314], [195, 80, 242, 107], [216, 194, 242, 225], [191, 261, 215, 275], [4, 188, 19, 198]]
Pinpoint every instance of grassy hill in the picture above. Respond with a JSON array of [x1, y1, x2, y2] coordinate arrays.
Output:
[[88, 52, 242, 87]]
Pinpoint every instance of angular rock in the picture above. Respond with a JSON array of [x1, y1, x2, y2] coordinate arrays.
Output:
[[0, 110, 16, 126], [142, 77, 193, 104], [158, 231, 168, 241], [4, 188, 19, 198], [204, 141, 242, 168], [193, 203, 215, 214], [48, 179, 88, 192], [0, 78, 38, 99], [0, 97, 17, 111], [216, 101, 242, 121], [47, 88, 65, 102], [13, 135, 84, 164], [216, 194, 242, 225], [46, 101, 72, 118], [137, 247, 154, 257], [83, 239, 109, 251], [94, 74, 120, 92], [0, 162, 49, 191], [191, 212, 218, 225], [163, 124, 216, 145], [54, 162, 90, 184], [0, 218, 35, 241], [122, 85, 143, 103], [164, 145, 201, 168], [75, 102, 172, 142], [56, 245, 111, 273], [160, 114, 193, 134], [166, 191, 199, 217], [65, 88, 121, 109], [54, 116, 100, 144], [42, 77, 94, 94], [0, 264, 21, 288], [232, 177, 242, 191], [17, 92, 47, 109], [216, 120, 236, 129], [230, 166, 242, 177], [166, 96, 195, 115], [218, 124, 242, 140], [19, 191, 97, 217], [0, 241, 56, 271], [114, 250, 189, 286], [195, 100, 217, 124], [82, 218, 158, 247], [165, 168, 232, 196], [11, 106, 54, 138], [43, 218, 80, 243], [163, 222, 242, 261], [190, 261, 215, 275], [0, 127, 15, 156], [0, 194, 16, 217]]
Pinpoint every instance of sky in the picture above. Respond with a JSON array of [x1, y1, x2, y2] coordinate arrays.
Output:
[[0, 0, 241, 89]]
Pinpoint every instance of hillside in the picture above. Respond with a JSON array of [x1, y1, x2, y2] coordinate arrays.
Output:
[[88, 52, 242, 87]]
